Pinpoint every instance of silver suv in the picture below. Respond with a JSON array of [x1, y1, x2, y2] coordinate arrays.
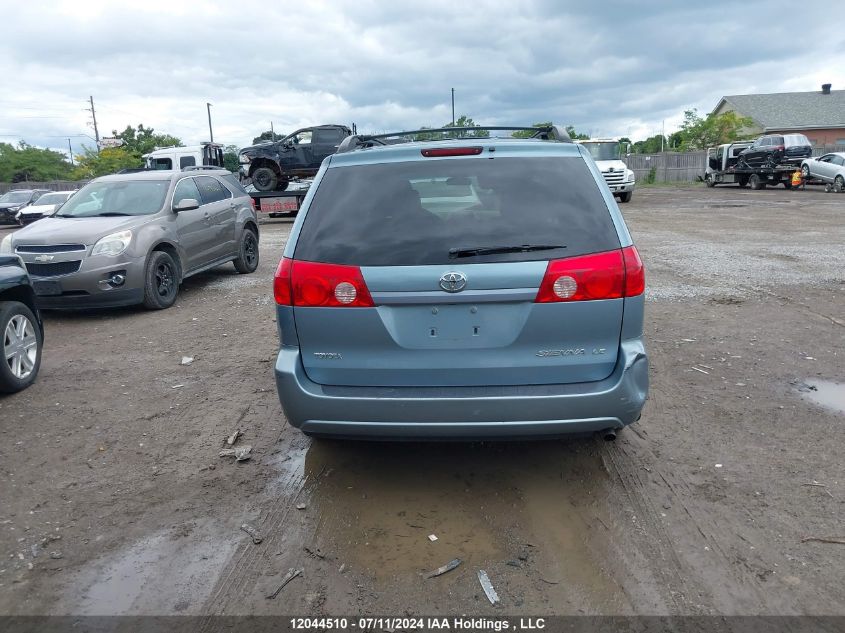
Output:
[[0, 169, 259, 309], [272, 126, 648, 440]]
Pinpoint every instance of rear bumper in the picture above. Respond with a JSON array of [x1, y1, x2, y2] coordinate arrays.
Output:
[[274, 338, 648, 439]]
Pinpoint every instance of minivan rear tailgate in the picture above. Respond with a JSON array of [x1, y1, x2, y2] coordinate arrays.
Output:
[[295, 262, 622, 387]]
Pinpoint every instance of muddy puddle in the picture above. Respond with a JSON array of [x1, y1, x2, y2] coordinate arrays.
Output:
[[800, 379, 845, 414], [292, 438, 646, 612], [55, 520, 238, 615]]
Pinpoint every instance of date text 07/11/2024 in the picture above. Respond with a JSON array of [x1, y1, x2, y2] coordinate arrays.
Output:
[[289, 617, 547, 631]]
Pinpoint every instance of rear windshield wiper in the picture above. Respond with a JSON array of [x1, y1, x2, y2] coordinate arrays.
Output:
[[448, 244, 566, 258]]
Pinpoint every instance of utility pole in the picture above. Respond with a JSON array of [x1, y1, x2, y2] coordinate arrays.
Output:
[[270, 121, 274, 140], [86, 95, 100, 153], [661, 120, 665, 153], [67, 139, 74, 166], [207, 103, 214, 143], [451, 88, 455, 126]]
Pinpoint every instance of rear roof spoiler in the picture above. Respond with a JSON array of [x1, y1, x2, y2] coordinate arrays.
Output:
[[336, 125, 573, 153]]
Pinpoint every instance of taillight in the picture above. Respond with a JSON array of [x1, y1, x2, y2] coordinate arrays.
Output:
[[622, 245, 645, 296], [289, 260, 374, 307], [535, 246, 644, 303], [273, 257, 293, 305], [421, 147, 483, 157]]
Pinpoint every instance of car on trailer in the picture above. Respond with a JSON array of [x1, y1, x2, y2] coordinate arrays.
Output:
[[737, 134, 812, 169], [238, 125, 351, 192]]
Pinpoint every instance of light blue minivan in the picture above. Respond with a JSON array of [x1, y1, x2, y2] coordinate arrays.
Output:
[[273, 126, 647, 439]]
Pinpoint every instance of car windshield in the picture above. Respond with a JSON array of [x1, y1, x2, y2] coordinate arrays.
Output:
[[294, 156, 619, 266], [580, 142, 622, 161], [32, 192, 70, 206], [56, 180, 169, 217], [0, 191, 32, 204]]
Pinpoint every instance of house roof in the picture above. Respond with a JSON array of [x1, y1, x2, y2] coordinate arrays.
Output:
[[714, 89, 845, 131]]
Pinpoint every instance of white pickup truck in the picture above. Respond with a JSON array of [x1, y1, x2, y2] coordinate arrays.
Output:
[[577, 139, 636, 203]]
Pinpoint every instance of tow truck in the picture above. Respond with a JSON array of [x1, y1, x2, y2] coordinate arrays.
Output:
[[248, 180, 311, 219], [576, 138, 636, 202], [704, 141, 799, 189]]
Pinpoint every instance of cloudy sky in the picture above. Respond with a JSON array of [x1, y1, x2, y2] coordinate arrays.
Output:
[[1, 0, 843, 157]]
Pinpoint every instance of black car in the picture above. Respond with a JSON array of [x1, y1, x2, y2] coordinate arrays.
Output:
[[0, 255, 43, 393], [737, 134, 812, 168], [239, 125, 351, 192], [0, 189, 51, 224]]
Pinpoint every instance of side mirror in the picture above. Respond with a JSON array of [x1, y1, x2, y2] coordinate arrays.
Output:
[[173, 198, 200, 212]]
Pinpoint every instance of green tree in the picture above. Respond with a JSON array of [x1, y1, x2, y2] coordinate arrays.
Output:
[[113, 124, 182, 157], [223, 144, 240, 172], [70, 147, 142, 179], [512, 122, 588, 139], [632, 135, 668, 154], [565, 125, 590, 140], [0, 142, 73, 182], [512, 121, 554, 139], [442, 115, 489, 138], [676, 109, 755, 150], [252, 131, 283, 144]]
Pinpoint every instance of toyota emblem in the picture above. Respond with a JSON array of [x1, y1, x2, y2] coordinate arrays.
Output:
[[439, 271, 467, 293]]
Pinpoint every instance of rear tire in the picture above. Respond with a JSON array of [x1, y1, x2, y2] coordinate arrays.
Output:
[[0, 301, 42, 393], [252, 166, 279, 192], [233, 228, 259, 274], [143, 250, 179, 310], [749, 174, 765, 190], [617, 192, 632, 203]]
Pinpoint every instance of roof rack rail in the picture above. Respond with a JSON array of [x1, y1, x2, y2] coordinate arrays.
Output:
[[114, 168, 157, 174], [182, 165, 227, 172], [336, 125, 572, 153]]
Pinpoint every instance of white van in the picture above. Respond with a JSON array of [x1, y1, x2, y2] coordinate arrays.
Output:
[[144, 143, 225, 171]]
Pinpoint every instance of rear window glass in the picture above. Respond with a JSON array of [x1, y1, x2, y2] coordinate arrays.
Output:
[[784, 134, 809, 146], [220, 173, 249, 196], [294, 156, 619, 266], [195, 176, 231, 204]]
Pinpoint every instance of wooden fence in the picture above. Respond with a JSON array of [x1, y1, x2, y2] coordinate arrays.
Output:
[[625, 144, 845, 183]]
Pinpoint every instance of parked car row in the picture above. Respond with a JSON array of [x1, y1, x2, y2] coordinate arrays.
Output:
[[0, 189, 52, 225], [3, 126, 651, 445], [1, 169, 259, 311]]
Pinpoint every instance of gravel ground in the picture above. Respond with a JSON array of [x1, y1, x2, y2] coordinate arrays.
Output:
[[0, 184, 843, 618]]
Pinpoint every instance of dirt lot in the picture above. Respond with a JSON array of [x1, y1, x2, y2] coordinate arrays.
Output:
[[0, 185, 843, 617]]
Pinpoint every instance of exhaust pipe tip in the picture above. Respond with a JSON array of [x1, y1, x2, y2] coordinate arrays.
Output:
[[601, 428, 617, 442]]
